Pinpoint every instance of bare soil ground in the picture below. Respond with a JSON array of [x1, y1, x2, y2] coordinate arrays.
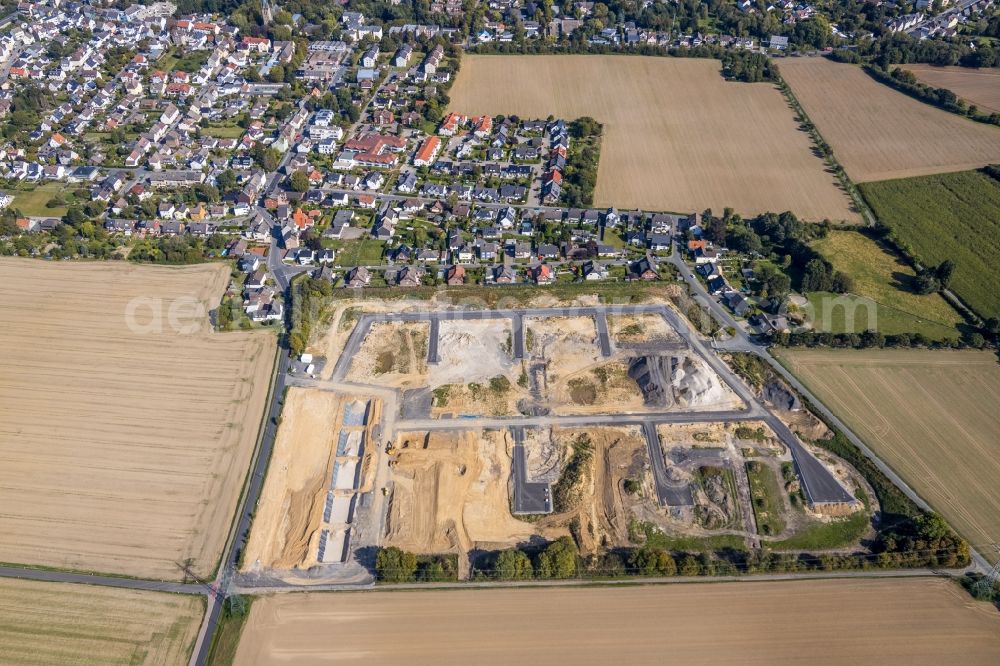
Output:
[[384, 431, 566, 563], [552, 360, 646, 414], [776, 348, 1000, 561], [0, 259, 275, 579], [430, 380, 529, 417], [235, 578, 1000, 665], [780, 58, 1000, 182], [427, 319, 531, 416], [449, 55, 859, 221], [536, 427, 651, 554], [242, 389, 378, 571], [0, 578, 203, 666], [429, 319, 515, 385], [525, 316, 739, 415], [346, 321, 429, 387], [904, 64, 1000, 114], [607, 313, 681, 344], [526, 315, 601, 373]]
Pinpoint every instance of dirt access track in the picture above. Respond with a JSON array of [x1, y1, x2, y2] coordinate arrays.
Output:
[[234, 578, 1000, 664], [780, 58, 1000, 182], [449, 54, 859, 222], [0, 259, 276, 579]]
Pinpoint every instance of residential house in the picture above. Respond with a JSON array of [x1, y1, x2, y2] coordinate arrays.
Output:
[[725, 291, 750, 317], [582, 260, 608, 281], [629, 256, 659, 281], [493, 264, 516, 284], [396, 264, 425, 287], [531, 263, 555, 285], [346, 265, 372, 288], [446, 264, 465, 285]]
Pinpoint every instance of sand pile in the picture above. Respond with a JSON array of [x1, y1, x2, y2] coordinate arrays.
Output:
[[629, 355, 737, 409]]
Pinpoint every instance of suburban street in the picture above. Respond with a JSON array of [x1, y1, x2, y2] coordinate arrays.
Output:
[[323, 301, 855, 508], [3, 0, 997, 662]]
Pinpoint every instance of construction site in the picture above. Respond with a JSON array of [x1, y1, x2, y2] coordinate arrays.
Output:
[[239, 389, 385, 586], [341, 309, 743, 420], [245, 303, 876, 582]]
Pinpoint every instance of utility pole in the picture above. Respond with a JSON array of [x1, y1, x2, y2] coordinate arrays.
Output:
[[972, 545, 1000, 599]]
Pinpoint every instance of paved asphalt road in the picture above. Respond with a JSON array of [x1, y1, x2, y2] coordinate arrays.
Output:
[[0, 566, 204, 594], [339, 302, 853, 504], [641, 421, 674, 506], [511, 427, 552, 514], [398, 409, 761, 432], [190, 350, 291, 666], [595, 311, 612, 357], [511, 312, 525, 359], [427, 317, 440, 364]]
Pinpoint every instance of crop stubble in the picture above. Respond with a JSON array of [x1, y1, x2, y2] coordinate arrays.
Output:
[[0, 578, 203, 666], [449, 55, 858, 221], [904, 64, 1000, 114], [0, 259, 276, 579], [776, 348, 1000, 559], [780, 58, 1000, 182], [233, 578, 1000, 664]]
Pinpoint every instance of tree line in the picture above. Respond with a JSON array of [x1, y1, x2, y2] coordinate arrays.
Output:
[[560, 118, 602, 208], [863, 65, 1000, 127]]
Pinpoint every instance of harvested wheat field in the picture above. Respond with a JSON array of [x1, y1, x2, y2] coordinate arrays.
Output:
[[776, 349, 1000, 560], [0, 258, 276, 579], [780, 58, 1000, 182], [243, 389, 378, 572], [450, 55, 858, 221], [235, 578, 1000, 665], [904, 65, 1000, 114], [0, 578, 203, 665]]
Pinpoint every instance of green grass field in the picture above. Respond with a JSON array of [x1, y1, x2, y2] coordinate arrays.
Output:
[[770, 510, 870, 551], [6, 183, 70, 217], [632, 520, 747, 552], [860, 170, 1000, 319], [332, 238, 386, 266], [807, 230, 962, 338], [202, 124, 245, 139], [746, 462, 785, 537], [158, 48, 210, 74], [206, 599, 252, 666]]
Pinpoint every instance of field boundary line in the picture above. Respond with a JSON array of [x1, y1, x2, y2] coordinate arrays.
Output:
[[829, 288, 963, 333], [208, 337, 282, 582], [775, 65, 876, 227], [234, 567, 965, 596], [190, 339, 283, 666], [0, 564, 205, 594], [861, 64, 1000, 130], [766, 350, 992, 573]]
